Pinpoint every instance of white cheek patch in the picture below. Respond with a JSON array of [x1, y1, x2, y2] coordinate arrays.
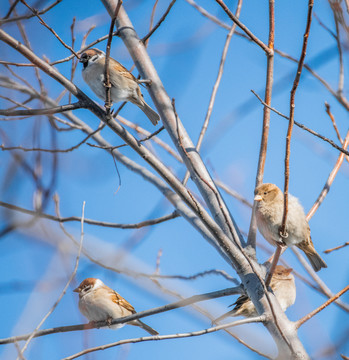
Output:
[[90, 55, 99, 63]]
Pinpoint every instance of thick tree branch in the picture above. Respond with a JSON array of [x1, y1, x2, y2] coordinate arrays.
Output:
[[101, 0, 243, 250]]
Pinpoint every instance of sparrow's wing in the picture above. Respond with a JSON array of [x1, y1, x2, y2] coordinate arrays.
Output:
[[229, 294, 248, 308], [110, 290, 136, 314], [109, 58, 137, 82]]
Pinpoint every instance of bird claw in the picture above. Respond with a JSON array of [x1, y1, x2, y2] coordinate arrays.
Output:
[[278, 227, 288, 240], [106, 317, 113, 327]]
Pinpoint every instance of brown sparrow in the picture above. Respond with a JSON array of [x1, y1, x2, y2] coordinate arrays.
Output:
[[254, 183, 327, 272], [74, 278, 158, 335], [214, 266, 296, 321], [80, 48, 160, 125]]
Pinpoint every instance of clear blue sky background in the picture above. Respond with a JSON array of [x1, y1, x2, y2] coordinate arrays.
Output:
[[1, 0, 348, 359]]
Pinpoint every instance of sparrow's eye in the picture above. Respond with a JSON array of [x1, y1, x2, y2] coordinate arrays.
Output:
[[264, 192, 267, 195]]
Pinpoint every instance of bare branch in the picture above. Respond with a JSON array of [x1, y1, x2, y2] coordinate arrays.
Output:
[[20, 0, 79, 58], [188, 0, 349, 111], [0, 102, 83, 116], [104, 1, 123, 114], [296, 284, 349, 328], [291, 247, 349, 313], [182, 0, 242, 186], [62, 317, 265, 360], [250, 90, 349, 157], [16, 201, 85, 358], [0, 286, 243, 345], [281, 0, 314, 238], [247, 0, 275, 248], [324, 241, 349, 254], [142, 0, 177, 44], [330, 0, 345, 94], [0, 200, 180, 229], [1, 124, 104, 153], [306, 129, 349, 220], [215, 0, 272, 55], [0, 0, 63, 25]]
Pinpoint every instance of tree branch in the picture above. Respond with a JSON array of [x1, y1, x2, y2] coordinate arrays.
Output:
[[281, 0, 314, 238], [63, 317, 266, 360], [0, 102, 83, 116], [247, 0, 275, 248], [296, 285, 349, 328], [0, 286, 243, 345]]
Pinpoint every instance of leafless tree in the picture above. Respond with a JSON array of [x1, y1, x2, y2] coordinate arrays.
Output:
[[0, 1, 348, 359]]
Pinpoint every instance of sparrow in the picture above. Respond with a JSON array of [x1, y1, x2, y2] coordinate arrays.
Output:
[[80, 48, 160, 125], [214, 266, 296, 321], [254, 183, 327, 272], [73, 278, 158, 335]]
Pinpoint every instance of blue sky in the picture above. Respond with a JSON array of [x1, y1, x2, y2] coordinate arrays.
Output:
[[1, 0, 349, 359]]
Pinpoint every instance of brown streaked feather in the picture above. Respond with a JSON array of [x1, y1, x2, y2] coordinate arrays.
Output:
[[109, 58, 137, 82], [110, 290, 136, 314]]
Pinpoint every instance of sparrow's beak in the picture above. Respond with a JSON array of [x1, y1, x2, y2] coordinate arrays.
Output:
[[79, 55, 87, 63], [254, 194, 263, 201], [73, 287, 80, 293]]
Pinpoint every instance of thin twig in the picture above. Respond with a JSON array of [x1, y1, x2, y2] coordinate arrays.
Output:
[[291, 247, 349, 313], [247, 0, 275, 248], [1, 124, 105, 153], [313, 12, 337, 39], [0, 200, 180, 229], [265, 244, 284, 287], [62, 317, 265, 360], [104, 1, 123, 114], [69, 17, 77, 104], [20, 0, 79, 58], [325, 102, 349, 163], [306, 129, 349, 220], [251, 90, 349, 156], [142, 0, 177, 44], [4, 0, 21, 19], [324, 242, 349, 254], [183, 1, 242, 186], [118, 116, 182, 161], [187, 0, 349, 111], [325, 102, 343, 143], [215, 0, 272, 55], [330, 0, 345, 94], [0, 102, 83, 116], [1, 0, 63, 25], [281, 0, 314, 237], [16, 201, 85, 358], [86, 125, 165, 151], [296, 285, 349, 328], [215, 180, 253, 208]]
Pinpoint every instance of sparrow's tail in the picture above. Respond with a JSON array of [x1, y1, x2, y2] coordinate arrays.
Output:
[[131, 320, 159, 335], [136, 100, 160, 126], [303, 250, 327, 272]]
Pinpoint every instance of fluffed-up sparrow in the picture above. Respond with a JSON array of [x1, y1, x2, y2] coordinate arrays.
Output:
[[74, 278, 158, 335], [214, 266, 296, 321], [254, 183, 327, 272], [80, 48, 160, 125]]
